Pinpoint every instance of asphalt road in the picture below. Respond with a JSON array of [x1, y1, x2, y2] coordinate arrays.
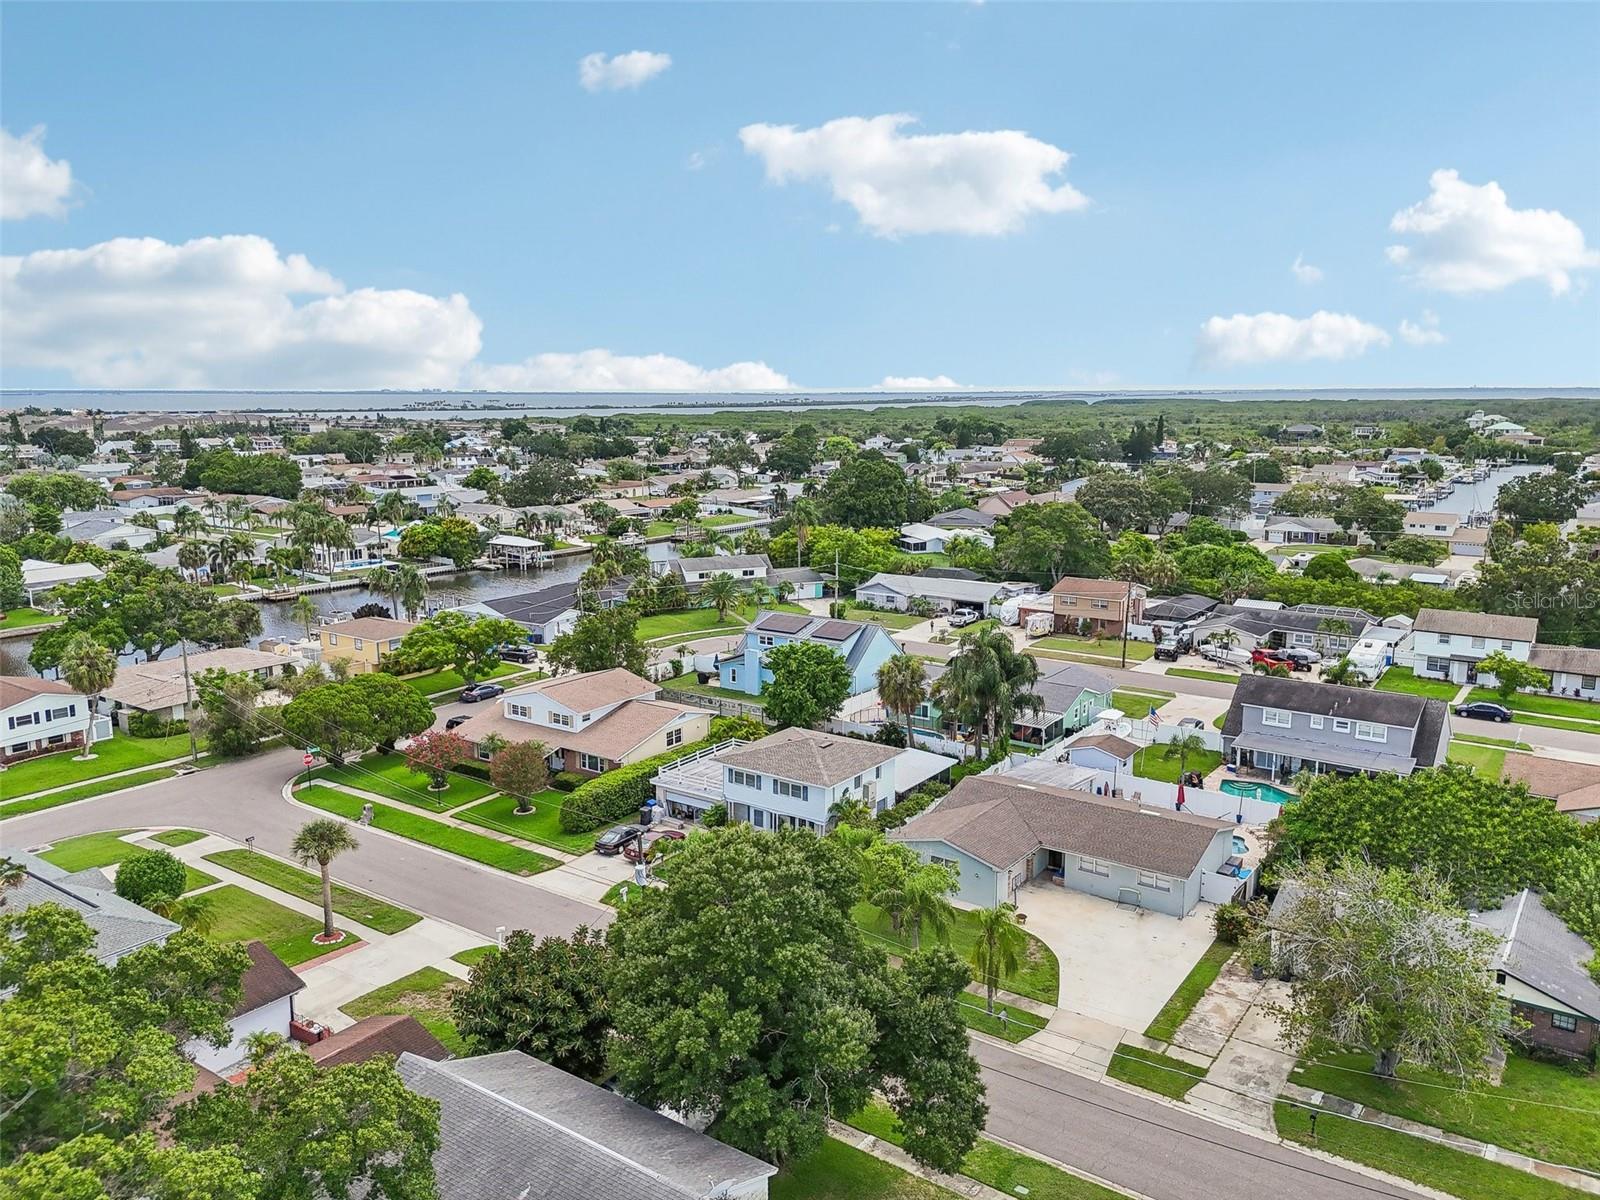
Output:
[[974, 1040, 1419, 1200], [1, 745, 611, 941]]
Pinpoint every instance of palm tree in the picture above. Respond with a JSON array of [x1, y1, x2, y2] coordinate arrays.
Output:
[[290, 593, 319, 639], [1161, 730, 1208, 781], [877, 653, 928, 750], [1143, 551, 1183, 591], [177, 539, 207, 582], [372, 489, 409, 532], [206, 537, 238, 581], [59, 633, 116, 761], [227, 560, 255, 589], [388, 562, 430, 620], [0, 856, 27, 905], [1321, 657, 1363, 687], [937, 627, 1042, 759], [173, 506, 203, 538], [589, 536, 624, 581], [904, 864, 957, 950], [828, 793, 873, 829], [291, 818, 359, 941], [701, 572, 743, 622], [144, 891, 216, 933], [969, 902, 1027, 1014], [790, 498, 820, 562], [774, 578, 795, 606]]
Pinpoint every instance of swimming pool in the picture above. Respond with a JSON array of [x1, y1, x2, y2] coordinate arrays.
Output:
[[1231, 834, 1250, 856], [1220, 779, 1297, 805]]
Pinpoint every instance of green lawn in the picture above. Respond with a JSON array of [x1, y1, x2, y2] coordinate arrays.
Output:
[[771, 1137, 955, 1200], [955, 994, 1044, 1042], [635, 608, 749, 641], [341, 966, 466, 1056], [451, 945, 496, 967], [1144, 941, 1235, 1041], [1274, 1101, 1581, 1200], [698, 514, 748, 528], [853, 901, 1059, 1004], [294, 785, 557, 875], [1452, 732, 1532, 749], [662, 672, 766, 706], [844, 605, 925, 631], [311, 751, 495, 813], [601, 879, 651, 907], [1112, 688, 1175, 715], [1033, 635, 1154, 662], [1211, 713, 1225, 730], [1132, 745, 1224, 784], [400, 660, 527, 698], [454, 790, 598, 854], [1375, 666, 1461, 700], [847, 1101, 1126, 1200], [1290, 1051, 1600, 1172], [38, 829, 143, 871], [201, 884, 340, 967], [643, 520, 677, 537], [0, 733, 195, 798], [1447, 740, 1506, 777], [1165, 667, 1239, 684], [1466, 687, 1600, 724], [149, 829, 206, 846], [203, 849, 421, 935], [1106, 1044, 1206, 1100], [0, 607, 64, 631], [0, 767, 177, 817]]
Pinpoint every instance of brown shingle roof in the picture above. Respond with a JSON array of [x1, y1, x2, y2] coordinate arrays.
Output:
[[1529, 643, 1600, 675], [1070, 733, 1140, 759], [1413, 608, 1538, 642], [322, 616, 418, 642], [1501, 752, 1600, 803], [524, 668, 655, 713], [309, 1014, 449, 1067], [892, 774, 1229, 876], [0, 676, 78, 709], [716, 726, 900, 788], [235, 941, 304, 1016], [1047, 577, 1144, 600]]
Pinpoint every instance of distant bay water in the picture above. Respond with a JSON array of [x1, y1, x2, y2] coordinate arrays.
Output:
[[2, 387, 1596, 421]]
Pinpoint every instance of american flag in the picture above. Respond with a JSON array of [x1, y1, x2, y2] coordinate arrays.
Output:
[[1147, 704, 1162, 727]]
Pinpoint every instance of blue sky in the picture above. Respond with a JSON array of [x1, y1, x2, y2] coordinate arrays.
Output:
[[2, 2, 1597, 391]]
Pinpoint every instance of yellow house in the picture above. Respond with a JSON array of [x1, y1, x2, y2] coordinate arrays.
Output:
[[319, 616, 417, 675]]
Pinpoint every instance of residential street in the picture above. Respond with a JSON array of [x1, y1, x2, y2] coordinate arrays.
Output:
[[0, 746, 612, 942], [973, 1040, 1420, 1200]]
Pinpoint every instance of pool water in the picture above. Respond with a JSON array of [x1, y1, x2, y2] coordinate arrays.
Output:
[[1231, 834, 1250, 856], [1220, 779, 1297, 805]]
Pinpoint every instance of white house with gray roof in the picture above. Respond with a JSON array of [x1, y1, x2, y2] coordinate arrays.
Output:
[[1410, 607, 1538, 686], [891, 774, 1235, 915], [854, 572, 1019, 615], [396, 1050, 776, 1199]]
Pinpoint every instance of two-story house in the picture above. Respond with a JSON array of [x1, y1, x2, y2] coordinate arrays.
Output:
[[1, 677, 99, 765], [651, 726, 954, 831], [1410, 608, 1538, 687], [916, 659, 1113, 748], [452, 667, 711, 778], [1220, 673, 1449, 780], [101, 647, 294, 728], [319, 616, 417, 675], [1045, 577, 1146, 638], [718, 611, 899, 698]]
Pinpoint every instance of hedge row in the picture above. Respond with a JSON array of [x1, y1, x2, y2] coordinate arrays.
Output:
[[558, 715, 764, 833], [875, 781, 949, 832]]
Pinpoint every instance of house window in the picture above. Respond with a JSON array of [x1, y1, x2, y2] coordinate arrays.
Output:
[[579, 753, 604, 772], [388, 639, 401, 651], [1471, 637, 1485, 650], [1059, 596, 1076, 607], [1583, 675, 1598, 690], [1309, 715, 1324, 730], [508, 703, 531, 719], [1438, 634, 1452, 645], [549, 712, 573, 729], [1426, 658, 1449, 675], [1091, 598, 1109, 610], [758, 636, 775, 648], [1137, 870, 1171, 892], [772, 779, 806, 800], [354, 638, 365, 651], [10, 742, 28, 754], [1354, 722, 1387, 743], [1501, 640, 1513, 651], [931, 856, 959, 871], [729, 769, 762, 789], [729, 668, 739, 684], [327, 633, 339, 644], [581, 713, 591, 724], [1262, 709, 1292, 728], [741, 569, 755, 578], [666, 727, 683, 748], [1333, 718, 1352, 733], [8, 713, 35, 729], [1078, 858, 1110, 877], [1552, 1012, 1578, 1033]]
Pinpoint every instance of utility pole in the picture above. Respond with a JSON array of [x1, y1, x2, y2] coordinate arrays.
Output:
[[1120, 588, 1130, 670], [178, 637, 199, 765]]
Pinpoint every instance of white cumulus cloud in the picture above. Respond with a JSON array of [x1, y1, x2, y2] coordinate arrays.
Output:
[[1387, 168, 1600, 295], [738, 113, 1089, 237], [1, 234, 482, 388], [1290, 253, 1323, 285], [1398, 310, 1447, 346], [879, 375, 962, 390], [1, 126, 76, 220], [1195, 311, 1391, 368], [468, 350, 790, 392], [578, 50, 672, 92]]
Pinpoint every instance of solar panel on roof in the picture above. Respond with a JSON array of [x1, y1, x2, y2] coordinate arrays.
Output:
[[755, 612, 811, 634], [811, 620, 859, 641]]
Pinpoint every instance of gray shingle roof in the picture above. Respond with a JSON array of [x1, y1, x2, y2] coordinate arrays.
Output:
[[396, 1051, 773, 1200], [1472, 890, 1600, 1022], [891, 774, 1229, 875], [715, 726, 900, 788], [1529, 643, 1600, 675], [858, 573, 1002, 604], [1222, 674, 1448, 768], [1413, 608, 1539, 642], [6, 850, 177, 963]]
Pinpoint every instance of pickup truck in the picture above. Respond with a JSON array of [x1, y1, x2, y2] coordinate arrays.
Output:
[[948, 608, 981, 628]]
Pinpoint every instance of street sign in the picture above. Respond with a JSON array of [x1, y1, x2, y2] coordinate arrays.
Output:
[[307, 745, 321, 755], [303, 753, 314, 767]]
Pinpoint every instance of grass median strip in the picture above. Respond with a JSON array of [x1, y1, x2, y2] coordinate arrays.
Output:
[[451, 945, 496, 967], [1105, 1044, 1205, 1100], [1165, 667, 1239, 684], [294, 784, 556, 875], [1144, 940, 1234, 1041], [149, 828, 206, 846], [204, 848, 421, 934], [956, 995, 1043, 1043], [0, 768, 177, 817]]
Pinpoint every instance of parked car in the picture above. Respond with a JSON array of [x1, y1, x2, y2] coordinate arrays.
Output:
[[1154, 638, 1184, 662], [499, 644, 536, 664], [623, 829, 686, 862], [1176, 716, 1206, 732], [1455, 701, 1513, 723], [948, 608, 980, 628], [444, 714, 470, 730], [1282, 648, 1321, 671], [1250, 648, 1295, 672], [595, 824, 647, 856], [460, 682, 505, 703]]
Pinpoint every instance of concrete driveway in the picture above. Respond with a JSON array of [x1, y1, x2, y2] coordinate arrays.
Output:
[[1013, 881, 1217, 1033]]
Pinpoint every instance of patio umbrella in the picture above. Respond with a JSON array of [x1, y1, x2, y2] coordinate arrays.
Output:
[[1174, 782, 1186, 811]]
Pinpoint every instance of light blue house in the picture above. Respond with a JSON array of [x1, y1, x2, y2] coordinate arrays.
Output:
[[718, 610, 901, 697]]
